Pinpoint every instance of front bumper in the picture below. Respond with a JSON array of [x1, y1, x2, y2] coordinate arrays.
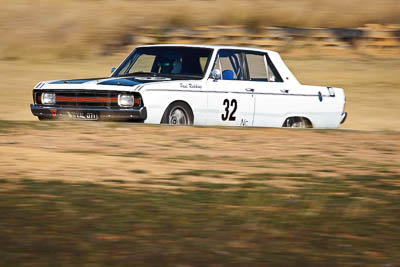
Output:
[[30, 104, 147, 121]]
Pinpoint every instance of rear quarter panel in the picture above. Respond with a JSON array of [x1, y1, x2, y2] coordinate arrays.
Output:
[[292, 85, 345, 128]]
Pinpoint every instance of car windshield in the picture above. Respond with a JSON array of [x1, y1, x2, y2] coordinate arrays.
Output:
[[113, 47, 213, 80]]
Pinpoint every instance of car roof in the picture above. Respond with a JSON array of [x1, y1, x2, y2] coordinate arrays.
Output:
[[136, 44, 276, 54]]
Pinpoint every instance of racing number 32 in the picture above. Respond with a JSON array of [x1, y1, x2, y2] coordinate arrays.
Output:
[[221, 99, 237, 121]]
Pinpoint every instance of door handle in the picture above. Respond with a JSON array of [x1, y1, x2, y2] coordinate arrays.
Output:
[[280, 89, 289, 94], [245, 88, 255, 92]]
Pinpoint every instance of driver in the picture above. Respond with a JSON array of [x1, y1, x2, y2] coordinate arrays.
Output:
[[171, 58, 182, 74]]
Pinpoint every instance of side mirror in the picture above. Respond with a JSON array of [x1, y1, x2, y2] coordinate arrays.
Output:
[[111, 67, 116, 74], [211, 69, 221, 81]]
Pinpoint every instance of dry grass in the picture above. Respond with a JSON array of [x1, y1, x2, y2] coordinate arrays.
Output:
[[1, 0, 400, 60], [0, 122, 399, 187], [0, 121, 399, 266]]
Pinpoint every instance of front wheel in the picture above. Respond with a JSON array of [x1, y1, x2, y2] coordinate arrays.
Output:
[[161, 102, 194, 125], [38, 116, 52, 121]]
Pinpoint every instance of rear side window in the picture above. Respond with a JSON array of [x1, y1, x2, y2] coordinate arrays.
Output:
[[244, 52, 283, 82], [246, 53, 268, 81]]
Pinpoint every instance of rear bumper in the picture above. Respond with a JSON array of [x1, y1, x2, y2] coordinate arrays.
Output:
[[30, 104, 147, 121], [340, 112, 347, 124]]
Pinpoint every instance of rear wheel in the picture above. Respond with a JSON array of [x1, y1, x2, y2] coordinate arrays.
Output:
[[161, 101, 193, 125], [283, 117, 312, 128]]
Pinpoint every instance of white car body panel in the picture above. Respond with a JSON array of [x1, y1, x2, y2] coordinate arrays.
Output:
[[32, 44, 346, 128]]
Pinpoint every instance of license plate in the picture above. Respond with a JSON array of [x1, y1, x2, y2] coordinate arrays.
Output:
[[66, 111, 99, 120]]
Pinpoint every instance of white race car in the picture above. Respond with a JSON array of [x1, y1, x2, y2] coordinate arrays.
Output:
[[31, 44, 347, 128]]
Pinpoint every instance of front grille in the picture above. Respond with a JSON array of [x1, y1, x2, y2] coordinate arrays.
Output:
[[34, 90, 141, 109]]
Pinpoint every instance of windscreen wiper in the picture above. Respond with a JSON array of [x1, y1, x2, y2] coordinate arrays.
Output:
[[118, 72, 159, 77]]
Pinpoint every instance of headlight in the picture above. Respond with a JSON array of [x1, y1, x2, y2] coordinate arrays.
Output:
[[118, 94, 134, 107], [41, 93, 56, 105]]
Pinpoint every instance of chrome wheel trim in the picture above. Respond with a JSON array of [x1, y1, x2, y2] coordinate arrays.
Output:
[[168, 107, 188, 125], [291, 118, 306, 128]]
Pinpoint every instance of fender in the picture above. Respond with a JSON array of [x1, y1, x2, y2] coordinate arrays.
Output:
[[140, 86, 207, 125]]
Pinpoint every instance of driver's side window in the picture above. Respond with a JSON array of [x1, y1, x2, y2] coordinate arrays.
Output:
[[212, 50, 243, 80]]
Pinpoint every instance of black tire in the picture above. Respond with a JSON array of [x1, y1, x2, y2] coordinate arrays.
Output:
[[161, 101, 194, 125], [38, 116, 51, 121]]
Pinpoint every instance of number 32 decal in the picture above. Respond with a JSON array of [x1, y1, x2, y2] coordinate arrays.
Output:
[[221, 99, 237, 121]]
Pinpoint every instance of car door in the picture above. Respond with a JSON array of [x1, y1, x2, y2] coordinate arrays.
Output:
[[242, 51, 297, 127], [206, 49, 255, 126]]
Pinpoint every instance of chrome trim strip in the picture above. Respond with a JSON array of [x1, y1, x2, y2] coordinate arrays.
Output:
[[146, 89, 330, 97]]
